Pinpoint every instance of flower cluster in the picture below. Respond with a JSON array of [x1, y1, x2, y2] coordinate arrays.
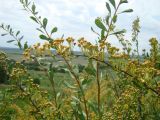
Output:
[[149, 38, 159, 64], [66, 37, 74, 44], [103, 86, 139, 120], [51, 38, 71, 57], [10, 62, 27, 82], [78, 38, 106, 60], [23, 37, 76, 59], [23, 42, 52, 60], [126, 59, 160, 84]]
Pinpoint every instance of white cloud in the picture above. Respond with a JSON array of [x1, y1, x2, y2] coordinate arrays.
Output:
[[0, 0, 160, 52]]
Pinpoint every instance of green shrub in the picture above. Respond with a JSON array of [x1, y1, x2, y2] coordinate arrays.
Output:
[[0, 52, 9, 84], [0, 0, 160, 119]]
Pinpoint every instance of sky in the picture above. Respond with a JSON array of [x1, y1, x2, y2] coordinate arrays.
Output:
[[0, 0, 160, 52]]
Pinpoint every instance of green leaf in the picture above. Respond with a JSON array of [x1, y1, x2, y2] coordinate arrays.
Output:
[[85, 59, 96, 76], [82, 79, 92, 86], [101, 30, 105, 40], [0, 24, 4, 28], [43, 18, 48, 29], [132, 80, 143, 90], [18, 41, 22, 49], [121, 9, 133, 13], [113, 15, 117, 23], [72, 96, 81, 103], [106, 2, 111, 13], [32, 4, 36, 13], [25, 0, 28, 5], [16, 31, 20, 36], [30, 16, 38, 23], [85, 66, 96, 76], [79, 112, 85, 120], [7, 25, 10, 29], [64, 82, 76, 89], [39, 34, 48, 40], [20, 0, 23, 3], [36, 28, 44, 33], [24, 42, 28, 50], [109, 0, 116, 9], [51, 27, 58, 34], [105, 14, 110, 25], [120, 0, 128, 4], [9, 28, 13, 34], [56, 92, 61, 99], [7, 40, 15, 43], [95, 18, 107, 31], [1, 33, 8, 36], [110, 29, 126, 35], [19, 36, 24, 41]]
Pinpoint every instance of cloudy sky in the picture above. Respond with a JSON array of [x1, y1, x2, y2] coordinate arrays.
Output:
[[0, 0, 160, 52]]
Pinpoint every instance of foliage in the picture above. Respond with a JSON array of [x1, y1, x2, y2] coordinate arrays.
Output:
[[0, 52, 9, 84], [0, 0, 160, 119]]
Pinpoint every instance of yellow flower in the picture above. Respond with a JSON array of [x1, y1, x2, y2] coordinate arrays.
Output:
[[66, 37, 74, 43], [52, 38, 64, 47], [43, 41, 50, 49], [99, 41, 106, 50]]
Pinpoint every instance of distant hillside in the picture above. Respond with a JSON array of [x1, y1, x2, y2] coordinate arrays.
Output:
[[0, 47, 23, 54], [0, 47, 83, 56]]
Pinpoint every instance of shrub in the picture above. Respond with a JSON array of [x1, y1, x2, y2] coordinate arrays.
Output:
[[0, 0, 160, 119], [0, 52, 9, 84]]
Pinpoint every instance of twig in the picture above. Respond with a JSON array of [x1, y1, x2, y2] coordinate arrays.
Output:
[[63, 57, 89, 120]]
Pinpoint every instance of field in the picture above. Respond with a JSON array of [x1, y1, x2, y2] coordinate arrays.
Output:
[[0, 48, 83, 88]]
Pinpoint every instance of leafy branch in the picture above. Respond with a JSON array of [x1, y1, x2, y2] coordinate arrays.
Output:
[[92, 0, 133, 41], [20, 0, 58, 41], [91, 57, 160, 96], [0, 23, 28, 50]]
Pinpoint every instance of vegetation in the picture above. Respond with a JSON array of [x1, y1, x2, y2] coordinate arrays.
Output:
[[0, 0, 160, 119]]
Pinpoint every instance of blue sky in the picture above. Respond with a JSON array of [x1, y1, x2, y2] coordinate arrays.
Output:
[[0, 0, 160, 52]]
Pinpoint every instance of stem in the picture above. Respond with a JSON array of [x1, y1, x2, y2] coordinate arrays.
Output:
[[107, 69, 120, 98], [1, 27, 22, 50], [63, 57, 89, 120], [92, 57, 160, 96], [136, 39, 140, 60], [19, 85, 44, 119], [48, 63, 57, 107], [48, 74, 58, 107], [24, 5, 51, 38], [135, 31, 140, 62], [104, 1, 121, 41], [96, 61, 101, 115]]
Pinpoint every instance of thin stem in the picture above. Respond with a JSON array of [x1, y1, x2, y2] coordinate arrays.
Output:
[[24, 5, 51, 38], [0, 27, 22, 49], [96, 61, 101, 115], [92, 57, 160, 96], [104, 1, 121, 41], [107, 69, 120, 98], [48, 74, 58, 107], [63, 57, 89, 120]]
